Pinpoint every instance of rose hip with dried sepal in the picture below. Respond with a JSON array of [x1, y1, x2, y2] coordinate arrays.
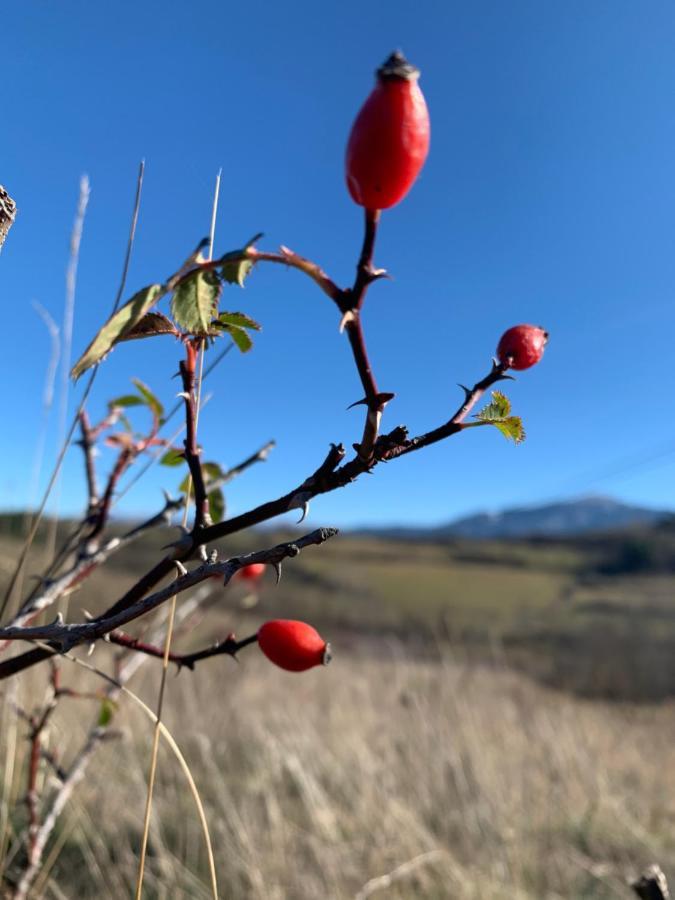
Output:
[[257, 620, 331, 673], [497, 325, 548, 371], [345, 50, 430, 211]]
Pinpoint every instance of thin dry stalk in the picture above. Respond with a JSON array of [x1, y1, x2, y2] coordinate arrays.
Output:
[[135, 169, 221, 900], [45, 176, 91, 566]]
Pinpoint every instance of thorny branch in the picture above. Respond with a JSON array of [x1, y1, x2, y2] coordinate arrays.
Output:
[[1, 203, 513, 689], [0, 355, 509, 682], [0, 528, 338, 652], [107, 629, 258, 670]]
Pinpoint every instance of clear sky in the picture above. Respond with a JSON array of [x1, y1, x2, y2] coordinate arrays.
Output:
[[2, 1, 675, 528]]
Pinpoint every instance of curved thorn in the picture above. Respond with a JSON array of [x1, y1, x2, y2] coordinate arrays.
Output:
[[339, 309, 357, 333], [273, 562, 282, 585], [297, 501, 310, 524], [347, 397, 368, 410]]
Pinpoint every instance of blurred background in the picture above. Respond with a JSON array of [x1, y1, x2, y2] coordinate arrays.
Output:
[[3, 2, 675, 898]]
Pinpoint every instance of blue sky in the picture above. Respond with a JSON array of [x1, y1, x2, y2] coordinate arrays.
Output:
[[2, 1, 675, 528]]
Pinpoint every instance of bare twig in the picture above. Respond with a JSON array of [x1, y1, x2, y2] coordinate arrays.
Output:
[[2, 495, 182, 634], [0, 528, 339, 651], [6, 582, 214, 898], [13, 723, 113, 900], [77, 411, 99, 517], [247, 245, 343, 303]]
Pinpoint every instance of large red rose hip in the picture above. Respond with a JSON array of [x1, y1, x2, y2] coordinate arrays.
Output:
[[257, 620, 331, 672], [497, 325, 548, 370], [345, 51, 430, 211]]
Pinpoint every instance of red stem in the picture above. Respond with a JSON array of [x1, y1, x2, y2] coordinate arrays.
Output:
[[108, 629, 258, 669], [179, 342, 209, 532]]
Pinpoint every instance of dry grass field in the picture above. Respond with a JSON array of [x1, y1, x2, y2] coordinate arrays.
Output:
[[3, 519, 675, 897], [4, 646, 675, 898]]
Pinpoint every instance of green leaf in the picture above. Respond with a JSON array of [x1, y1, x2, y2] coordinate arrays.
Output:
[[108, 394, 144, 410], [170, 269, 222, 334], [71, 284, 163, 380], [218, 233, 262, 288], [492, 417, 526, 444], [132, 378, 164, 420], [202, 462, 224, 484], [221, 257, 254, 287], [98, 698, 117, 728], [471, 391, 525, 444], [475, 390, 511, 422], [214, 311, 261, 331], [116, 311, 178, 342], [208, 487, 225, 524], [178, 461, 223, 494], [223, 324, 253, 353], [160, 448, 185, 467]]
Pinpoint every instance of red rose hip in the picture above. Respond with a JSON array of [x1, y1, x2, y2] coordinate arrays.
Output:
[[497, 325, 548, 370], [345, 50, 430, 211], [238, 563, 266, 582], [257, 620, 331, 672]]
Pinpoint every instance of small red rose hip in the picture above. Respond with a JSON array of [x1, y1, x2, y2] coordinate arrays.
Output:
[[257, 620, 331, 673], [238, 563, 266, 582], [497, 324, 548, 370]]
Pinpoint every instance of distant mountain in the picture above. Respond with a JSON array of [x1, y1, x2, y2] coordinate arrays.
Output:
[[360, 496, 671, 541]]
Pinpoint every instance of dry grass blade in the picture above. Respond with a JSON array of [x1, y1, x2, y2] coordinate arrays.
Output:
[[136, 168, 221, 900], [45, 175, 91, 568], [354, 850, 446, 900]]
